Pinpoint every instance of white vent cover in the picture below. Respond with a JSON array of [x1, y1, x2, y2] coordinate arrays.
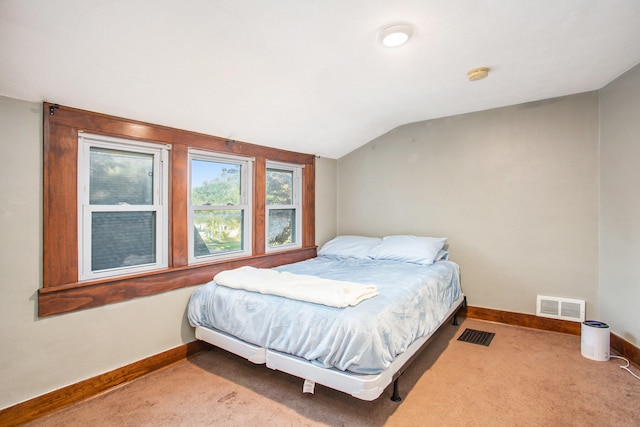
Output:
[[536, 295, 585, 322]]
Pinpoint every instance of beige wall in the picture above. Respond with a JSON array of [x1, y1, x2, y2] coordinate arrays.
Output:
[[599, 64, 640, 347], [0, 96, 338, 410], [314, 156, 338, 247], [337, 93, 600, 317], [0, 96, 198, 411]]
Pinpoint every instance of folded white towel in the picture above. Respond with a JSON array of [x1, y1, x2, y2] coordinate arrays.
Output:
[[214, 266, 377, 308]]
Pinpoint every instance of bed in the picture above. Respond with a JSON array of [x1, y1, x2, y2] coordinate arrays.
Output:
[[188, 235, 464, 401]]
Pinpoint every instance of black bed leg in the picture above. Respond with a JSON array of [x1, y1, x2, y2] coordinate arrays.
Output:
[[391, 378, 402, 402], [452, 296, 467, 326]]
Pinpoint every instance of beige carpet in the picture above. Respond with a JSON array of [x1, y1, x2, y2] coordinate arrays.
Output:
[[26, 318, 639, 426]]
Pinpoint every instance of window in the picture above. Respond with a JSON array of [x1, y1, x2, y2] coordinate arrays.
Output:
[[77, 132, 170, 280], [266, 161, 303, 251], [188, 149, 253, 263], [41, 103, 316, 317]]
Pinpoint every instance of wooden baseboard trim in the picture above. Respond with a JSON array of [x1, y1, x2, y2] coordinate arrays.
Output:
[[463, 305, 582, 335], [0, 340, 207, 426], [464, 305, 640, 366], [611, 332, 640, 368]]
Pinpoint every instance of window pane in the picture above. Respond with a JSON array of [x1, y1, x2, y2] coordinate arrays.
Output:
[[266, 168, 293, 205], [268, 209, 295, 246], [91, 211, 156, 271], [194, 210, 244, 255], [90, 147, 154, 205], [191, 159, 241, 206]]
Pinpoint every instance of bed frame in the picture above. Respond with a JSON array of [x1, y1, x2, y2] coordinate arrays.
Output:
[[195, 293, 466, 401]]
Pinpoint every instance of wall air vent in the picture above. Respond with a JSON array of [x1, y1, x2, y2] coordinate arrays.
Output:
[[536, 295, 585, 322]]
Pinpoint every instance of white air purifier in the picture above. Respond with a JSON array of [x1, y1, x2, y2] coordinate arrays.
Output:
[[581, 320, 610, 361]]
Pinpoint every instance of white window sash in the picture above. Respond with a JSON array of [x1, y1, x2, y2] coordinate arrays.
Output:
[[78, 132, 169, 281], [81, 205, 165, 279], [265, 162, 303, 252], [188, 149, 253, 264], [192, 205, 250, 213]]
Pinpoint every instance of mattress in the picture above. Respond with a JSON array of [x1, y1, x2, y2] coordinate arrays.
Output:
[[188, 255, 462, 374]]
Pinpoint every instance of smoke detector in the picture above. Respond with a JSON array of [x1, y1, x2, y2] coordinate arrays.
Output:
[[467, 67, 490, 81]]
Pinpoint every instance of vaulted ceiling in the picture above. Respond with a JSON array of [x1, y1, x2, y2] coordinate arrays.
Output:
[[2, 0, 639, 158]]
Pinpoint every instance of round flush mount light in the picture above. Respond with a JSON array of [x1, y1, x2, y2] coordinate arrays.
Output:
[[467, 67, 490, 81], [379, 24, 414, 47]]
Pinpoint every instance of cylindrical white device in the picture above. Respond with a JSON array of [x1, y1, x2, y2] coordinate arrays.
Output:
[[581, 320, 610, 361]]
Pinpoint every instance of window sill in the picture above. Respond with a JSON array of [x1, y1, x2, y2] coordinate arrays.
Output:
[[38, 246, 317, 317]]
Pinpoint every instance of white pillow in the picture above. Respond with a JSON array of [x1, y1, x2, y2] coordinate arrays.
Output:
[[434, 249, 449, 261], [318, 235, 382, 259], [369, 235, 447, 265]]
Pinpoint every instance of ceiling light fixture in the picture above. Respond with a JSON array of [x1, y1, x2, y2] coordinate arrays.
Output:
[[467, 67, 490, 81], [379, 24, 414, 47]]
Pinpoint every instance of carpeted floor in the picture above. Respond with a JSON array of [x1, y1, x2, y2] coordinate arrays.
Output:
[[26, 318, 639, 426]]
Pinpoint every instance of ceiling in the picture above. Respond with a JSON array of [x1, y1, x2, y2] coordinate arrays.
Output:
[[2, 1, 640, 159]]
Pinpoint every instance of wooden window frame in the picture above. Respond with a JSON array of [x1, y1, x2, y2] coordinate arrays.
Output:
[[40, 103, 316, 317]]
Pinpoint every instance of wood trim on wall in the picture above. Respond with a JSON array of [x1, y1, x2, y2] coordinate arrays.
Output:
[[38, 247, 317, 316], [302, 158, 316, 248], [253, 157, 267, 255], [611, 333, 640, 368], [463, 305, 581, 335], [0, 341, 207, 426], [41, 103, 317, 316], [463, 305, 640, 366], [170, 143, 189, 266]]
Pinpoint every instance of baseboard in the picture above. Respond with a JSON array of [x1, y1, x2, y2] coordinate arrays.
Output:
[[611, 332, 640, 368], [464, 305, 582, 334], [3, 308, 638, 425], [0, 340, 207, 426], [464, 305, 640, 366]]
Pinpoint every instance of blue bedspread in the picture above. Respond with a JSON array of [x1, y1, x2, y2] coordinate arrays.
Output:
[[188, 256, 461, 374]]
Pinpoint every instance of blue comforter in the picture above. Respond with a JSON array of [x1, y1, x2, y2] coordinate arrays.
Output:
[[188, 256, 461, 374]]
